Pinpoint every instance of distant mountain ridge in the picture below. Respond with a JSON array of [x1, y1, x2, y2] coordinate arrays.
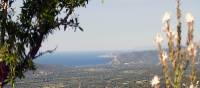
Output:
[[116, 50, 159, 65], [116, 48, 200, 66]]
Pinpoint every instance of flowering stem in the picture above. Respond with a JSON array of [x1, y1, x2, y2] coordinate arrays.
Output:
[[190, 56, 196, 84], [174, 0, 182, 88], [156, 0, 198, 87], [158, 44, 171, 88]]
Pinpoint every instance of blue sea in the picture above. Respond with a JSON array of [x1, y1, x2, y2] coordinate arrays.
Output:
[[34, 52, 111, 67]]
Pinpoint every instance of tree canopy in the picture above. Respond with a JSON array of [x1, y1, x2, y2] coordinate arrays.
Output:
[[0, 0, 88, 87]]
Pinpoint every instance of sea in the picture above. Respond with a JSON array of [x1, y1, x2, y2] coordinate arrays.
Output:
[[34, 51, 111, 67]]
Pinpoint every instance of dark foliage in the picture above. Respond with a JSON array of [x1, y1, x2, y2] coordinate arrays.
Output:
[[0, 0, 88, 86]]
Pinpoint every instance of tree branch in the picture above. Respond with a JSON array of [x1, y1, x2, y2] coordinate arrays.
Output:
[[34, 47, 57, 58]]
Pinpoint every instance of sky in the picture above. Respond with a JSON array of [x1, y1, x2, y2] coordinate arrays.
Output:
[[40, 0, 200, 52]]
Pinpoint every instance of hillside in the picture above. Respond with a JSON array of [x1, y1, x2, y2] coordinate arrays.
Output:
[[5, 50, 200, 88]]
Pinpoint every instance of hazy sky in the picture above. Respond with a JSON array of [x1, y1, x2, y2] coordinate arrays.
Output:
[[40, 0, 200, 52]]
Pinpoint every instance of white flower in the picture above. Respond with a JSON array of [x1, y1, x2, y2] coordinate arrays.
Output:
[[185, 13, 194, 23], [151, 75, 160, 87], [166, 30, 172, 39], [182, 83, 186, 87], [194, 49, 197, 57], [155, 33, 163, 44], [162, 12, 171, 23], [0, 58, 2, 62], [162, 51, 168, 62], [187, 42, 197, 56], [3, 2, 8, 9], [187, 43, 194, 52], [189, 84, 194, 88], [164, 29, 176, 40], [196, 81, 199, 85], [172, 31, 178, 40]]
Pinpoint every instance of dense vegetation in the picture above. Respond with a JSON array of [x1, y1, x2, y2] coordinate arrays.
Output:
[[0, 0, 88, 87]]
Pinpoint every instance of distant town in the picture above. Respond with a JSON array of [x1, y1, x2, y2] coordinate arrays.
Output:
[[5, 50, 200, 88]]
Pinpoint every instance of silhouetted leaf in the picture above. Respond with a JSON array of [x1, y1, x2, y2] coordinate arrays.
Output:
[[79, 27, 84, 31]]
